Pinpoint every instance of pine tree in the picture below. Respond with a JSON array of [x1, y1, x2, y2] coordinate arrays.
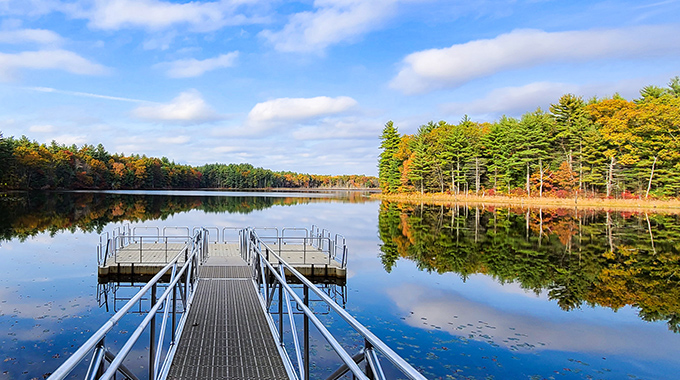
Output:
[[378, 121, 401, 193]]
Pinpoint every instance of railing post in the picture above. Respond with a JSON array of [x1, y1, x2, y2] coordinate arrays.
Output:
[[84, 338, 105, 380], [278, 281, 283, 345], [171, 285, 177, 344], [150, 283, 157, 380], [304, 286, 310, 380]]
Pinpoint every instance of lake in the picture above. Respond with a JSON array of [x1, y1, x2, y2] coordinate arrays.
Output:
[[1, 191, 679, 380]]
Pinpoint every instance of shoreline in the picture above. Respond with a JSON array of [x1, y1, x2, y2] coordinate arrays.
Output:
[[373, 193, 680, 213]]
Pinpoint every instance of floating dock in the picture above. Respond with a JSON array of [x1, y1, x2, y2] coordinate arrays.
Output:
[[97, 227, 347, 280], [48, 225, 425, 380]]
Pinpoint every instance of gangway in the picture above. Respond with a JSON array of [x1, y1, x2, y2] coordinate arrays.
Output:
[[48, 226, 427, 380]]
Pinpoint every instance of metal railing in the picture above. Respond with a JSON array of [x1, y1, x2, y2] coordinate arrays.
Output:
[[48, 229, 208, 380], [252, 226, 348, 269], [244, 228, 426, 380], [97, 227, 193, 266]]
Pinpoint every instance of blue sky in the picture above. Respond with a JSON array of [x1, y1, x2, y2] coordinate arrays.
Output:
[[0, 0, 679, 176]]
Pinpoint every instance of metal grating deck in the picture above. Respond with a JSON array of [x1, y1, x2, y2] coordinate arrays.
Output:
[[167, 266, 288, 380], [199, 266, 251, 279]]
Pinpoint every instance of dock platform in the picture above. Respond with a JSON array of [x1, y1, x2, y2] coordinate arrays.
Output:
[[98, 242, 346, 279]]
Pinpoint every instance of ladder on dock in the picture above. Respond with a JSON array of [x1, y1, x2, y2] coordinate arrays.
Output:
[[48, 227, 426, 380]]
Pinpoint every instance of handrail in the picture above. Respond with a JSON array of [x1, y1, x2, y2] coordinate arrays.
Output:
[[48, 229, 206, 380], [222, 226, 241, 243], [254, 245, 369, 380], [247, 228, 425, 380]]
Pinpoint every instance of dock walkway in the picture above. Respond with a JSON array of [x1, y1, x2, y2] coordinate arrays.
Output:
[[167, 249, 288, 379]]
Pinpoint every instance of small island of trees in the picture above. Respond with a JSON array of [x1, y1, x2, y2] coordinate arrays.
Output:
[[379, 77, 680, 200]]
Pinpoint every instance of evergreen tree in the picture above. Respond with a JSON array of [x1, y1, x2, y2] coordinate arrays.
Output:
[[378, 121, 401, 193]]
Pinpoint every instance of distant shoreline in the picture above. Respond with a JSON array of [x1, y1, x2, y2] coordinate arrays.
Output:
[[1, 187, 380, 194], [373, 193, 680, 213]]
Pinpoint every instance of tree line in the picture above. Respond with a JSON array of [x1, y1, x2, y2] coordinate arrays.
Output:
[[0, 135, 378, 190], [379, 77, 680, 198]]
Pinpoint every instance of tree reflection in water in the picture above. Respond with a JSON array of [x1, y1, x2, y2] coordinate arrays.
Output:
[[378, 201, 680, 332], [0, 190, 370, 242]]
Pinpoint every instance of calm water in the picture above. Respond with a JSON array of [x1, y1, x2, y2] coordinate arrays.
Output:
[[1, 191, 679, 380]]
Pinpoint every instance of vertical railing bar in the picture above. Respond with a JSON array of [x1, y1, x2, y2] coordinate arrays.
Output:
[[278, 279, 283, 344], [280, 263, 305, 380], [171, 284, 177, 344], [84, 341, 105, 380], [304, 286, 310, 380], [364, 345, 387, 380], [149, 284, 157, 380], [154, 264, 177, 379]]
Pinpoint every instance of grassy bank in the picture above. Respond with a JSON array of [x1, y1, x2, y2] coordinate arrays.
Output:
[[373, 192, 680, 213]]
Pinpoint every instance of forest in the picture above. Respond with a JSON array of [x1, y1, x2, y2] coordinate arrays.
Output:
[[379, 77, 680, 199], [0, 135, 378, 190]]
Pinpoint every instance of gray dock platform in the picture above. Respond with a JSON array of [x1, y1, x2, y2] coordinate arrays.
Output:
[[99, 243, 346, 279], [167, 258, 288, 380]]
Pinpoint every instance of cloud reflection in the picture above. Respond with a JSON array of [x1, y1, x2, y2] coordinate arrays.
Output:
[[386, 283, 678, 361]]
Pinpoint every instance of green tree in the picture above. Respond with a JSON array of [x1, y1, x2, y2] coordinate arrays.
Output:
[[378, 121, 402, 193], [550, 94, 591, 191]]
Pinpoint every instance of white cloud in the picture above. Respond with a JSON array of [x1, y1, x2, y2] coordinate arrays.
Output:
[[29, 124, 55, 133], [291, 118, 380, 140], [391, 25, 680, 94], [443, 82, 578, 117], [248, 96, 358, 124], [158, 135, 190, 144], [25, 86, 148, 103], [0, 28, 63, 45], [158, 51, 239, 78], [442, 77, 665, 119], [82, 0, 258, 32], [50, 134, 87, 146], [132, 89, 222, 123], [0, 0, 60, 17], [0, 49, 108, 81], [260, 0, 400, 53]]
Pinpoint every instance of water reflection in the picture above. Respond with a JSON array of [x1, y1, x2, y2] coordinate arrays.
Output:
[[378, 201, 680, 332], [0, 190, 369, 242]]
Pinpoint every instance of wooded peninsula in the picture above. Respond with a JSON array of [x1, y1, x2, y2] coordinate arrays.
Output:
[[0, 136, 378, 190], [378, 77, 680, 202]]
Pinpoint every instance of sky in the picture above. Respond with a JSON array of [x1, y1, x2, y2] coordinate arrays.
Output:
[[0, 0, 679, 176]]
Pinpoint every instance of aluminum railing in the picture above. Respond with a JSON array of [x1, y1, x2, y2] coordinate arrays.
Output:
[[48, 229, 208, 380], [244, 228, 426, 380], [97, 227, 193, 266]]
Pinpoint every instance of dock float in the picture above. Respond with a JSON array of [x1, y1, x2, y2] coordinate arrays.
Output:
[[48, 226, 427, 380]]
